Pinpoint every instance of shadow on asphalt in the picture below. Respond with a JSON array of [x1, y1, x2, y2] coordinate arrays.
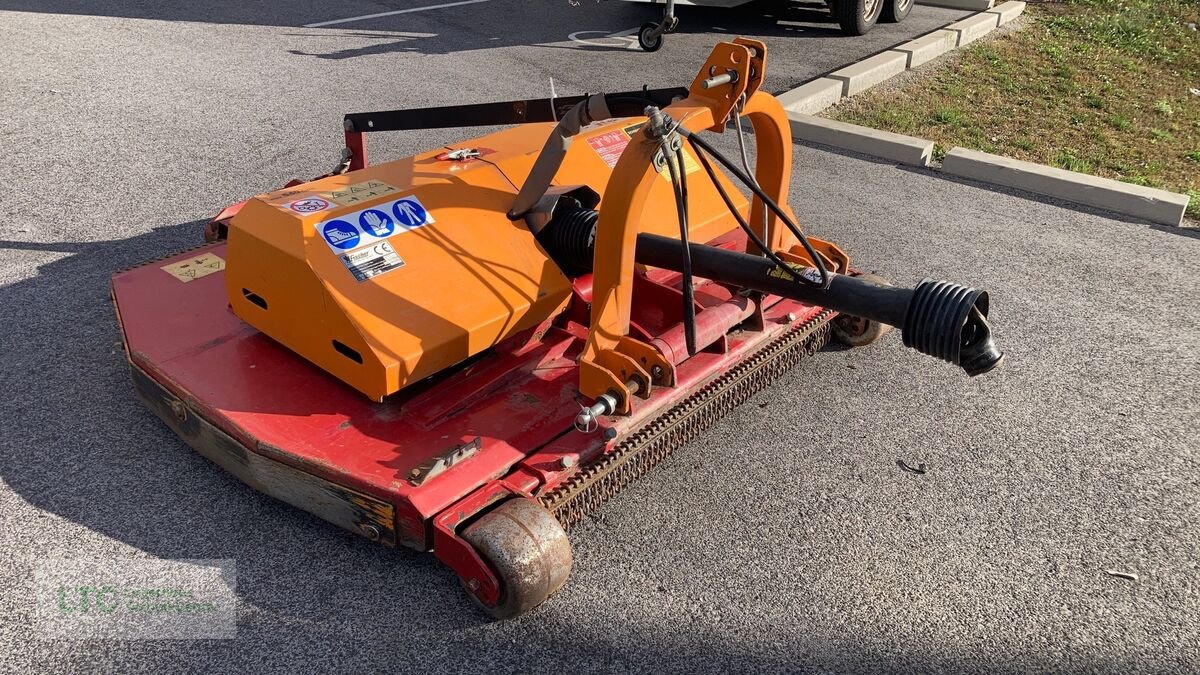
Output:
[[0, 221, 495, 633]]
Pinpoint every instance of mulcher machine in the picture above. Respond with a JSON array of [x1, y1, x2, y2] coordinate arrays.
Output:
[[112, 40, 1002, 619]]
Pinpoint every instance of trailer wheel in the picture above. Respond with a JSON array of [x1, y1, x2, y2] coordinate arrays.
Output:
[[833, 0, 882, 36], [881, 0, 913, 23], [460, 498, 573, 620], [831, 273, 894, 347], [638, 22, 664, 52]]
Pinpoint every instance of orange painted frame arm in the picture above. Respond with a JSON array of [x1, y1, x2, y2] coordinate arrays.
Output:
[[578, 87, 799, 408]]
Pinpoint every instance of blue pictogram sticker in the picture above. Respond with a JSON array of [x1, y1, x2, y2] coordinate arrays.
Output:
[[359, 209, 395, 237], [321, 220, 360, 250], [392, 197, 429, 229]]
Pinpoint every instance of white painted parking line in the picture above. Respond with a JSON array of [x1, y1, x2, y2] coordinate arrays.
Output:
[[567, 26, 641, 49], [304, 0, 492, 28]]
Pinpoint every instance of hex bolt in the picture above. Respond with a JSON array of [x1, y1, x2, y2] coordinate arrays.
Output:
[[603, 428, 618, 440], [560, 455, 577, 469], [786, 312, 797, 322]]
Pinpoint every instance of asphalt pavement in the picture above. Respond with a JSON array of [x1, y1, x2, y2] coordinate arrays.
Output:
[[2, 2, 1197, 673]]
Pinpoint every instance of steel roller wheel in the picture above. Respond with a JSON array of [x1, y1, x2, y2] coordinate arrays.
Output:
[[832, 273, 895, 347], [882, 0, 913, 23], [833, 0, 883, 36], [460, 498, 573, 620]]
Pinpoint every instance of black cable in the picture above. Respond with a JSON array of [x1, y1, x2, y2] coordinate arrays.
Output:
[[664, 142, 698, 356], [689, 137, 815, 291], [684, 131, 830, 288]]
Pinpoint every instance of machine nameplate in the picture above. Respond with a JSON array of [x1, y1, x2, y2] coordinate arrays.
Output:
[[339, 241, 406, 282]]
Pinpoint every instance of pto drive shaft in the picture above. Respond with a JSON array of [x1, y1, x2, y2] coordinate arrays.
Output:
[[633, 233, 1004, 376]]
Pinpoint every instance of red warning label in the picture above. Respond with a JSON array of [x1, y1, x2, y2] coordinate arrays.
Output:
[[587, 129, 632, 169]]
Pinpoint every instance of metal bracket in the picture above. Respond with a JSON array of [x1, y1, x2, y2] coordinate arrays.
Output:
[[408, 437, 482, 486], [332, 147, 352, 175], [651, 133, 683, 174]]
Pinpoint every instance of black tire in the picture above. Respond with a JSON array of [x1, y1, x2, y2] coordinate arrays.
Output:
[[832, 314, 893, 347], [638, 22, 663, 52], [832, 0, 882, 36], [881, 0, 913, 23]]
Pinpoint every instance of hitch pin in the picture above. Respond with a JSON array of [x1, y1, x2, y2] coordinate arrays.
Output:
[[701, 70, 738, 90], [574, 380, 641, 433]]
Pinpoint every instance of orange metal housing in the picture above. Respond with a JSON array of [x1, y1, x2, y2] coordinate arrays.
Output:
[[224, 118, 747, 401]]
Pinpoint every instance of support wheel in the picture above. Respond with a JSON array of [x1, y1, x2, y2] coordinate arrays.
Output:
[[831, 273, 894, 347], [460, 498, 573, 620], [881, 0, 913, 23], [638, 22, 664, 52], [833, 0, 882, 36]]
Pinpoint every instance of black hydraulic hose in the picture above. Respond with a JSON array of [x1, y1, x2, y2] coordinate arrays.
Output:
[[689, 138, 823, 293], [508, 94, 612, 219], [667, 144, 698, 356], [683, 131, 830, 288]]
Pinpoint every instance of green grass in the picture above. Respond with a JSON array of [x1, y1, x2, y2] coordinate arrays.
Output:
[[828, 0, 1200, 220]]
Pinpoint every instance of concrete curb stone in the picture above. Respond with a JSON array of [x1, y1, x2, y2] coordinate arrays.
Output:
[[827, 51, 908, 96], [776, 78, 843, 115], [987, 1, 1026, 25], [787, 113, 934, 167], [916, 0, 994, 9], [893, 29, 959, 68], [944, 12, 1000, 46], [942, 147, 1191, 226]]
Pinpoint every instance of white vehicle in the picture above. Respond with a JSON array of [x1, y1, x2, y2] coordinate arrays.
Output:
[[623, 0, 913, 51]]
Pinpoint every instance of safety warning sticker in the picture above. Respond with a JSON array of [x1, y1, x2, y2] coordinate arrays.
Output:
[[315, 195, 434, 257], [339, 240, 405, 282], [284, 197, 334, 215], [324, 180, 399, 207], [586, 122, 701, 177], [587, 129, 630, 169], [161, 253, 225, 283]]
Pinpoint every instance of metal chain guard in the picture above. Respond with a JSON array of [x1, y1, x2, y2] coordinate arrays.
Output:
[[542, 310, 834, 529]]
